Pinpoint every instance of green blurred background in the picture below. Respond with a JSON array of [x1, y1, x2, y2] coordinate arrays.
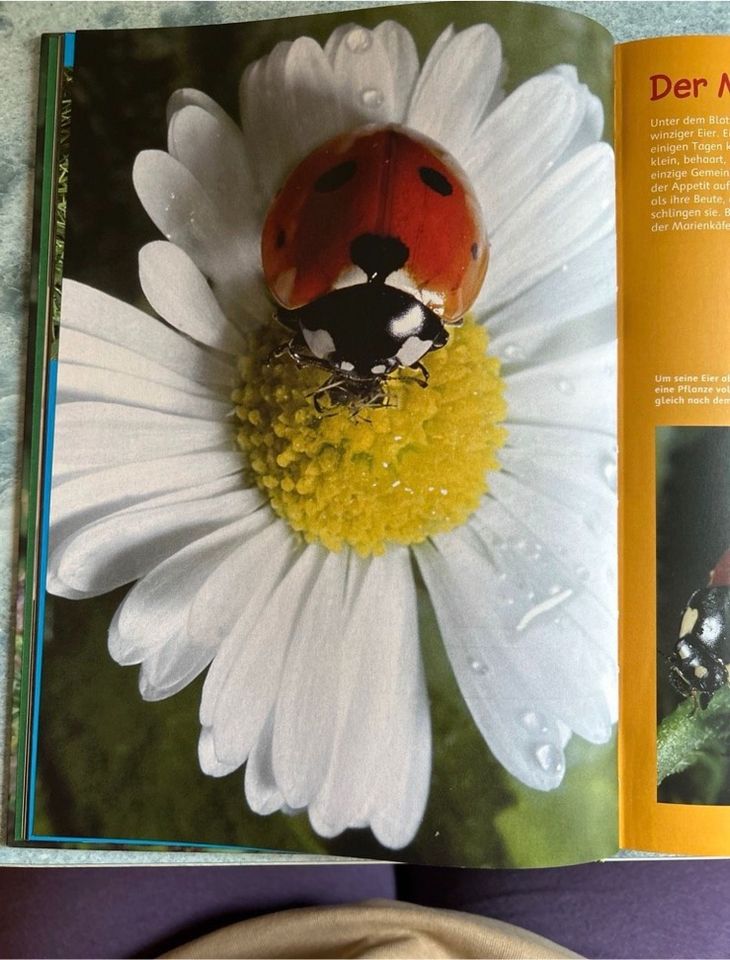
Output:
[[37, 1, 616, 865]]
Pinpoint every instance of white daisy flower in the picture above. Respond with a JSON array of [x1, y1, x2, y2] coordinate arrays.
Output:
[[49, 22, 617, 851]]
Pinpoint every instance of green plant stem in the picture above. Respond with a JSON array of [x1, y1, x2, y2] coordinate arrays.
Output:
[[657, 685, 730, 784]]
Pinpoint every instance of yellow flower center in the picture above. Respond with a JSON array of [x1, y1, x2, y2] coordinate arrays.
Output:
[[233, 319, 506, 556]]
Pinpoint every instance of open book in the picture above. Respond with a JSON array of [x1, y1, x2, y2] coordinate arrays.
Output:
[[11, 0, 730, 867]]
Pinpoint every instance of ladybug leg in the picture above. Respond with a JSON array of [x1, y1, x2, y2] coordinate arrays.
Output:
[[396, 363, 428, 389], [361, 383, 392, 411], [267, 339, 293, 364], [308, 375, 349, 413], [277, 336, 335, 375], [411, 361, 429, 388]]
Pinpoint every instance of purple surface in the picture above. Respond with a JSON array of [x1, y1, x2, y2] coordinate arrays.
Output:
[[5, 860, 730, 959], [0, 864, 396, 959], [397, 859, 730, 959]]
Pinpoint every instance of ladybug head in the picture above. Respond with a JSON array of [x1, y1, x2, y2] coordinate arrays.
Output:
[[350, 233, 409, 284], [278, 280, 448, 382]]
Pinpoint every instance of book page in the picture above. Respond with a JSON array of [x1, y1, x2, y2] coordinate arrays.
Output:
[[14, 1, 618, 866], [618, 36, 730, 854]]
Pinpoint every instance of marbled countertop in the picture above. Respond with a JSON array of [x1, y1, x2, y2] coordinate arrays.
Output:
[[1, 0, 728, 865]]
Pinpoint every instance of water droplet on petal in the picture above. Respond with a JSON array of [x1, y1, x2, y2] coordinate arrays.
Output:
[[503, 343, 525, 361], [556, 378, 575, 396], [521, 710, 549, 735], [548, 584, 563, 596], [346, 27, 372, 52], [602, 456, 617, 491], [361, 87, 384, 108], [469, 658, 488, 675], [534, 743, 565, 775]]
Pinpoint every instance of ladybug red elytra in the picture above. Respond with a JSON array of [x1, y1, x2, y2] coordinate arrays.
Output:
[[669, 547, 730, 709], [261, 125, 488, 410]]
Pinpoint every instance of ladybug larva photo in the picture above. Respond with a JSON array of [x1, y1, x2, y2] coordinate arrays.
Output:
[[657, 427, 730, 806], [33, 1, 618, 866]]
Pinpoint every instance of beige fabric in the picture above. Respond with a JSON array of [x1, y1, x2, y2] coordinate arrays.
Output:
[[161, 898, 580, 959]]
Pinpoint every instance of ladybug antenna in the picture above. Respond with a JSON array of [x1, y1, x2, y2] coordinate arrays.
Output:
[[350, 233, 409, 283]]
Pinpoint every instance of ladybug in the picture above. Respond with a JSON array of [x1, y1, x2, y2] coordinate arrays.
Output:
[[669, 548, 730, 709], [261, 125, 488, 411]]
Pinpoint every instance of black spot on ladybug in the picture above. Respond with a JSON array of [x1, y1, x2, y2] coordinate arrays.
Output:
[[314, 160, 357, 193], [419, 166, 453, 196], [471, 242, 479, 260], [276, 228, 286, 249], [350, 233, 409, 282]]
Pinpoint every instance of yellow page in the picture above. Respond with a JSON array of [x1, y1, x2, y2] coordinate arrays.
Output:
[[618, 36, 730, 854]]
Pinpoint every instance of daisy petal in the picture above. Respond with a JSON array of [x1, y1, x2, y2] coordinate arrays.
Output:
[[466, 504, 618, 735], [483, 143, 614, 311], [272, 551, 350, 809], [135, 152, 270, 327], [133, 150, 229, 275], [56, 362, 230, 421], [549, 66, 604, 156], [60, 280, 234, 391], [108, 514, 260, 667], [167, 87, 234, 127], [139, 636, 216, 702], [48, 483, 261, 598], [240, 38, 344, 198], [467, 74, 586, 232], [187, 517, 293, 649], [50, 452, 244, 575], [198, 726, 239, 778], [203, 542, 322, 770], [59, 329, 227, 400], [416, 534, 612, 790], [167, 103, 258, 223], [244, 714, 286, 815], [51, 403, 230, 479], [487, 234, 616, 364], [504, 340, 616, 433], [166, 106, 269, 325], [139, 242, 246, 353], [407, 25, 502, 168], [483, 456, 616, 655], [323, 23, 412, 127], [373, 21, 419, 116], [309, 549, 430, 848]]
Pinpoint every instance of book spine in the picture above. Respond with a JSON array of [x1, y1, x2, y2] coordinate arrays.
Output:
[[10, 33, 67, 844]]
